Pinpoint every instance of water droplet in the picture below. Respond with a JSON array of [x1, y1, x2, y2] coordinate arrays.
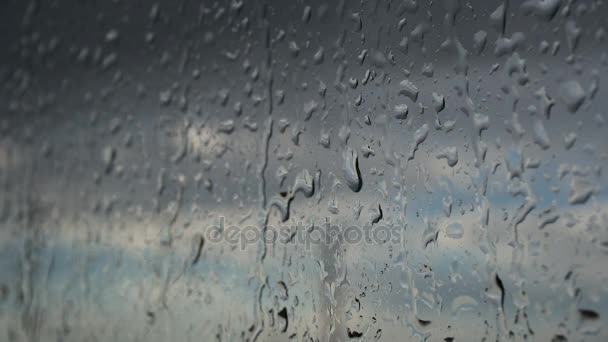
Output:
[[342, 147, 362, 192], [217, 120, 235, 134], [569, 177, 595, 204], [369, 204, 383, 225], [408, 124, 429, 160], [436, 147, 458, 167], [432, 92, 445, 113], [564, 132, 577, 149], [394, 103, 409, 119], [533, 120, 551, 150], [102, 146, 115, 173], [399, 79, 419, 102], [473, 30, 487, 54], [559, 80, 585, 112], [445, 222, 464, 239], [292, 169, 314, 197]]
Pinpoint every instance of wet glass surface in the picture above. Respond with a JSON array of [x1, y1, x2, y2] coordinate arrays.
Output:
[[0, 0, 607, 341]]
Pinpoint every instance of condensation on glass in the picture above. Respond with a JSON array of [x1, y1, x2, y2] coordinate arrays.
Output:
[[0, 0, 607, 341]]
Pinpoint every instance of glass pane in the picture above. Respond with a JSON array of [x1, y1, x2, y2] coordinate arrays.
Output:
[[0, 0, 606, 341]]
